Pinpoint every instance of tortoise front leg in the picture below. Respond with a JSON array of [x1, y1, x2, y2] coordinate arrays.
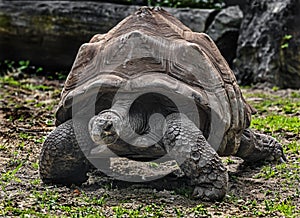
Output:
[[39, 119, 94, 185], [163, 113, 228, 201], [236, 128, 286, 164]]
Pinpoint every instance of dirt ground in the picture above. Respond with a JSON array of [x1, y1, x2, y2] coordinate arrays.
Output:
[[0, 74, 299, 217]]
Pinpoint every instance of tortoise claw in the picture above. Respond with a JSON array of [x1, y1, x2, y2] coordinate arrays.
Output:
[[237, 129, 287, 164]]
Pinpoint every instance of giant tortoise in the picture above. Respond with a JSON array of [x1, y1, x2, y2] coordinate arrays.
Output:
[[39, 7, 285, 201]]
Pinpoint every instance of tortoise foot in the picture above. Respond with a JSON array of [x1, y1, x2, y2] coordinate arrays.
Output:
[[163, 113, 228, 201], [39, 119, 92, 185], [193, 185, 226, 201], [237, 128, 287, 164], [184, 152, 228, 201]]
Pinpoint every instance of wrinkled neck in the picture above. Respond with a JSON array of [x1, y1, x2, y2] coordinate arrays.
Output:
[[104, 98, 134, 138], [108, 99, 131, 122]]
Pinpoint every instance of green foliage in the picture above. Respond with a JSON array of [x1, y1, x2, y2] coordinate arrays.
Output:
[[281, 34, 293, 49], [32, 190, 59, 207], [286, 141, 299, 155], [251, 115, 299, 134], [18, 60, 30, 71], [149, 162, 159, 168], [264, 199, 296, 217], [0, 60, 43, 75], [174, 207, 183, 217], [255, 160, 300, 186], [246, 97, 300, 115], [112, 205, 142, 217], [190, 204, 211, 216], [111, 203, 168, 217], [254, 165, 276, 179], [0, 75, 52, 91], [107, 0, 224, 8], [31, 161, 39, 170], [1, 162, 23, 183], [0, 144, 7, 151], [147, 0, 224, 8], [224, 157, 235, 164], [244, 90, 300, 135]]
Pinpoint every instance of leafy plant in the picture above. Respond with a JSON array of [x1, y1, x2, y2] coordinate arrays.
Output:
[[254, 165, 276, 179], [0, 144, 7, 151], [1, 162, 23, 184], [0, 75, 52, 91], [148, 0, 225, 8], [112, 205, 142, 217], [0, 60, 43, 75], [286, 141, 299, 155], [101, 0, 225, 8], [17, 60, 30, 71], [264, 199, 296, 217], [224, 157, 235, 164], [251, 115, 299, 134], [281, 34, 293, 49], [190, 204, 211, 216]]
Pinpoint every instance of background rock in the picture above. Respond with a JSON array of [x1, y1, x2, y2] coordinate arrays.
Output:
[[233, 0, 300, 88], [0, 1, 215, 72], [206, 6, 243, 66], [223, 0, 248, 11]]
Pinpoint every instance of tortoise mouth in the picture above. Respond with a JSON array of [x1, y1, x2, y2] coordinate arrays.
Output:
[[100, 130, 119, 145], [90, 126, 119, 145], [89, 113, 121, 145]]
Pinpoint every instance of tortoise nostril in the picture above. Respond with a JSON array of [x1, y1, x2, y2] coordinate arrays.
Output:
[[103, 121, 113, 131]]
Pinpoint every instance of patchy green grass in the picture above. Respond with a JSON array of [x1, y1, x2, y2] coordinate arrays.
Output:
[[286, 141, 300, 155], [0, 75, 299, 217], [1, 162, 23, 184], [248, 93, 300, 135], [0, 75, 52, 91], [251, 115, 299, 134], [264, 199, 296, 217], [241, 87, 300, 217]]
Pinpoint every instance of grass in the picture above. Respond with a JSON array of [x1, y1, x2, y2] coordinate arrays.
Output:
[[0, 75, 299, 217], [264, 199, 296, 217], [1, 75, 52, 91], [251, 115, 299, 134], [242, 87, 300, 217], [0, 144, 7, 151], [286, 141, 299, 154], [1, 162, 23, 184], [189, 204, 211, 216]]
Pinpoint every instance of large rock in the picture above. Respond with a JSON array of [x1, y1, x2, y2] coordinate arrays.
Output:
[[0, 1, 215, 72], [224, 0, 248, 11], [233, 0, 300, 88], [206, 6, 243, 66]]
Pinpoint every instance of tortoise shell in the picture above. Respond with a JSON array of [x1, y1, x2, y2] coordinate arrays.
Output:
[[55, 7, 255, 156]]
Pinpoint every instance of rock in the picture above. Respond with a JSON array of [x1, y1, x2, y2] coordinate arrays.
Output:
[[0, 1, 139, 72], [233, 0, 300, 88], [206, 6, 243, 66], [224, 0, 248, 11], [0, 1, 215, 72], [170, 8, 216, 33]]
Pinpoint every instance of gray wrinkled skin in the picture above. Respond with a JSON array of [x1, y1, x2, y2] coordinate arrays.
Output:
[[162, 113, 228, 201]]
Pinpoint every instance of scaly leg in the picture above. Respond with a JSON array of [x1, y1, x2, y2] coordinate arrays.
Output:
[[236, 128, 286, 164], [39, 119, 95, 185], [162, 113, 228, 201]]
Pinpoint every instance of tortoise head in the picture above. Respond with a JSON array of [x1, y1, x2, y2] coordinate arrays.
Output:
[[89, 110, 123, 145]]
